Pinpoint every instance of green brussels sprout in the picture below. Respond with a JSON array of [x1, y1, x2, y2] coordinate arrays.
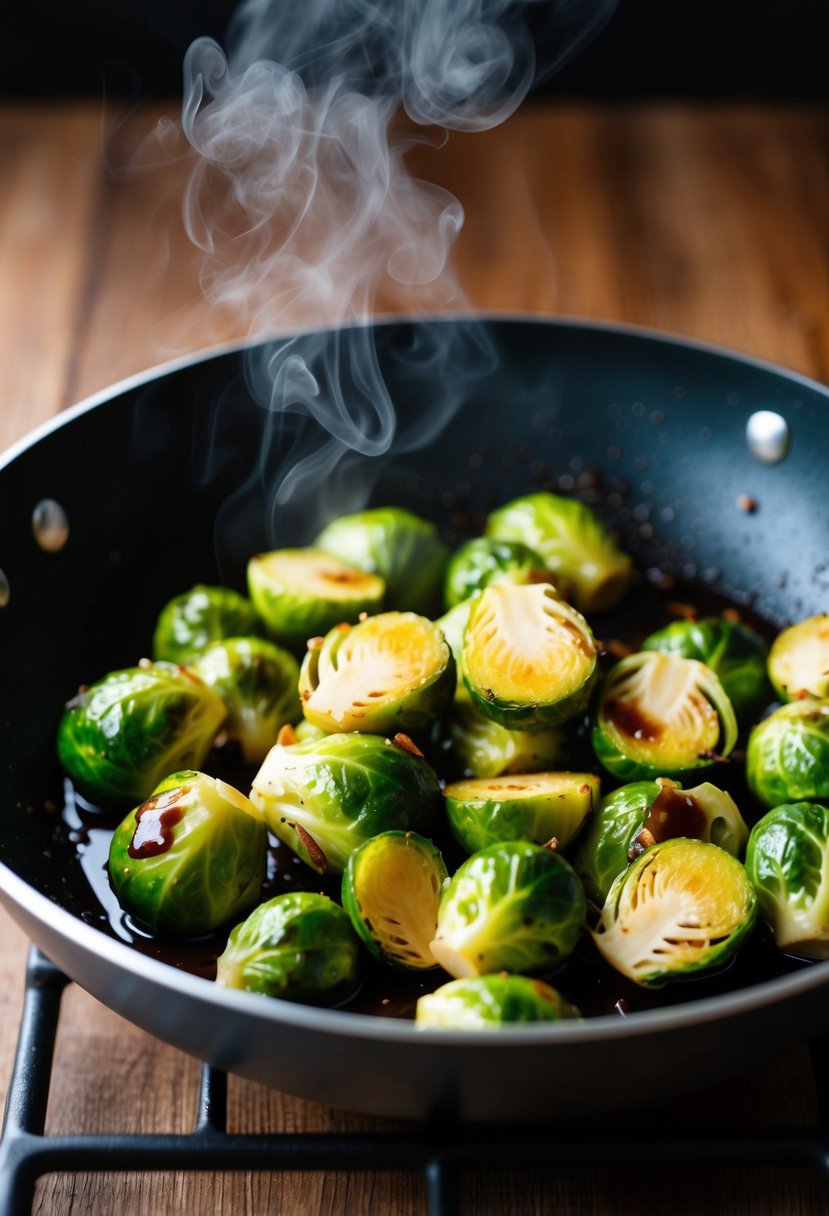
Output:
[[341, 831, 448, 970], [314, 506, 448, 617], [188, 637, 301, 765], [57, 662, 227, 806], [216, 891, 360, 1003], [431, 697, 570, 780], [486, 492, 632, 613], [247, 548, 384, 648], [434, 598, 475, 691], [464, 583, 598, 730], [746, 699, 829, 808], [746, 802, 829, 959], [591, 651, 738, 781], [298, 612, 455, 736], [444, 771, 600, 855], [152, 584, 260, 664], [443, 537, 548, 611], [430, 840, 586, 978], [573, 777, 750, 905], [642, 615, 770, 720], [592, 837, 756, 987], [768, 615, 829, 701], [293, 717, 328, 743], [108, 770, 266, 936], [415, 974, 580, 1029], [250, 731, 442, 874]]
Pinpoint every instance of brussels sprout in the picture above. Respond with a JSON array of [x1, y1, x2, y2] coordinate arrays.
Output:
[[341, 831, 448, 970], [431, 698, 570, 780], [152, 584, 260, 664], [299, 612, 455, 736], [293, 718, 328, 743], [591, 651, 737, 781], [768, 615, 829, 702], [486, 492, 632, 613], [444, 771, 600, 855], [592, 838, 756, 987], [434, 598, 475, 690], [108, 770, 266, 936], [216, 891, 360, 1003], [57, 662, 227, 806], [574, 777, 750, 905], [642, 615, 770, 720], [251, 731, 442, 874], [444, 537, 548, 611], [415, 974, 580, 1029], [247, 548, 384, 648], [188, 637, 301, 765], [315, 506, 448, 616], [746, 802, 829, 959], [464, 583, 598, 730], [746, 699, 829, 808], [430, 841, 586, 978]]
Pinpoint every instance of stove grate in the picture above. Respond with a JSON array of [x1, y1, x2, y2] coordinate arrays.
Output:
[[2, 948, 829, 1215]]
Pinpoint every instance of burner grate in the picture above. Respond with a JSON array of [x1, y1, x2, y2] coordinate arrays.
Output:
[[2, 948, 829, 1215]]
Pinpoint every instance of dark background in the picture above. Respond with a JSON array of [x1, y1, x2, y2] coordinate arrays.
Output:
[[7, 0, 829, 100]]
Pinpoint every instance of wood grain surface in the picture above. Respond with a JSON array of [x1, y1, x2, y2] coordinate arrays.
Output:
[[1, 100, 828, 1215]]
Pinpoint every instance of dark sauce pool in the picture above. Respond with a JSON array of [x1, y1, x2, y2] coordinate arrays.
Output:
[[56, 577, 815, 1021]]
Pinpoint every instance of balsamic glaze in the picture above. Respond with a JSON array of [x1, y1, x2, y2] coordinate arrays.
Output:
[[54, 578, 813, 1020]]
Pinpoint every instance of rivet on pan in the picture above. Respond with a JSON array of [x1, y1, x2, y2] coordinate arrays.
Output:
[[0, 567, 9, 607], [32, 499, 70, 552], [746, 411, 790, 464]]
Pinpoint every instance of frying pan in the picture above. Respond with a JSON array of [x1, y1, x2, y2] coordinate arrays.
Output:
[[1, 315, 828, 1123]]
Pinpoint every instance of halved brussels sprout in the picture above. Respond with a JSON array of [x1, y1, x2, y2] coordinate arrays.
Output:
[[486, 492, 632, 613], [592, 651, 737, 781], [251, 731, 442, 874], [464, 583, 598, 730], [415, 974, 580, 1029], [746, 699, 829, 808], [298, 612, 455, 736], [574, 777, 750, 905], [592, 837, 756, 987], [642, 615, 770, 720], [746, 802, 829, 959], [444, 537, 548, 611], [444, 771, 599, 855], [430, 840, 586, 978], [431, 698, 570, 780], [152, 584, 260, 665], [108, 770, 266, 936], [768, 615, 829, 702], [314, 506, 448, 617], [188, 637, 301, 764], [57, 662, 227, 806], [341, 831, 448, 970], [216, 891, 360, 1004], [247, 548, 384, 648]]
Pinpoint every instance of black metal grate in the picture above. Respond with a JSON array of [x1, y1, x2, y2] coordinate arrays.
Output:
[[2, 947, 829, 1216]]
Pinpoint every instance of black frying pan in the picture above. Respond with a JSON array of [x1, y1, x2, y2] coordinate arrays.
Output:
[[1, 316, 827, 1121]]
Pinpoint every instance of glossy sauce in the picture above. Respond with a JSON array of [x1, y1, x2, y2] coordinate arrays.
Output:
[[640, 783, 705, 843], [128, 787, 189, 859]]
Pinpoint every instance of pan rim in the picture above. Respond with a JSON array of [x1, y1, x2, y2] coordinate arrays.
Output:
[[1, 311, 826, 481]]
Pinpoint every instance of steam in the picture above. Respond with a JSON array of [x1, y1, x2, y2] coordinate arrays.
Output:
[[177, 0, 615, 541]]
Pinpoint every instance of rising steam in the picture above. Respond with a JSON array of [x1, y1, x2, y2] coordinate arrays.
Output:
[[177, 0, 615, 541]]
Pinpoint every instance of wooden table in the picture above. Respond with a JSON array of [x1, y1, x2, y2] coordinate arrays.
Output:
[[1, 100, 828, 1214]]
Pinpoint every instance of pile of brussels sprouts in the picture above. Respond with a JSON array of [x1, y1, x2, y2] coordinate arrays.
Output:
[[55, 492, 829, 1030]]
